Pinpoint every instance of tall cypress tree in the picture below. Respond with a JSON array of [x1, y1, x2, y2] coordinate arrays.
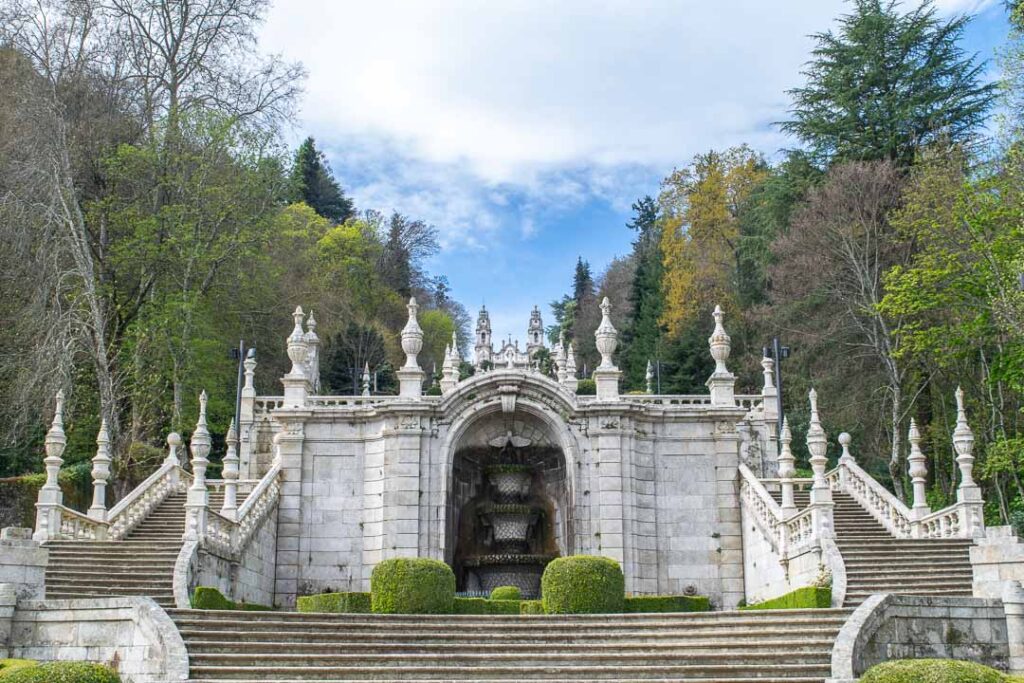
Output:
[[572, 257, 594, 304], [288, 137, 355, 223], [621, 196, 665, 390]]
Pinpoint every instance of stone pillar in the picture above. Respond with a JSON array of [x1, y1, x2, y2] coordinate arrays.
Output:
[[0, 583, 14, 659], [645, 360, 654, 395], [806, 389, 834, 538], [563, 344, 579, 393], [440, 344, 456, 393], [705, 306, 735, 406], [778, 418, 797, 516], [304, 311, 321, 394], [221, 419, 240, 521], [953, 386, 984, 537], [0, 528, 47, 601], [282, 307, 310, 407], [713, 419, 744, 609], [1004, 581, 1024, 675], [239, 352, 257, 477], [88, 419, 112, 526], [397, 298, 425, 398], [274, 419, 307, 606], [184, 391, 211, 541], [34, 391, 66, 542], [593, 297, 621, 400], [907, 419, 930, 521], [760, 355, 778, 423]]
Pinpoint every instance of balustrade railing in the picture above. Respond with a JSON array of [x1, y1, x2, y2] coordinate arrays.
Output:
[[739, 464, 827, 559], [200, 462, 283, 560]]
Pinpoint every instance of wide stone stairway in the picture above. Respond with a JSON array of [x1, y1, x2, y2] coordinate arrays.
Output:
[[787, 490, 974, 607], [44, 491, 228, 608], [169, 608, 852, 682]]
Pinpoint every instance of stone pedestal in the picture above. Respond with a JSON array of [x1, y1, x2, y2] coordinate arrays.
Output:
[[593, 368, 620, 400], [970, 526, 1024, 598], [0, 528, 48, 601], [397, 367, 424, 399], [706, 374, 735, 407], [1004, 581, 1024, 675]]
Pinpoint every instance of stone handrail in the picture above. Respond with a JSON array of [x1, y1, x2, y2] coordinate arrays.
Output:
[[198, 461, 282, 561], [739, 463, 785, 553], [916, 505, 963, 539], [831, 459, 914, 538], [203, 508, 235, 558], [784, 505, 818, 551], [54, 504, 108, 540], [107, 463, 190, 540], [622, 394, 761, 410]]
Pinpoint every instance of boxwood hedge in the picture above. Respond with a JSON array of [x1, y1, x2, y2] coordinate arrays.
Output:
[[519, 600, 544, 615], [1, 662, 120, 683], [452, 597, 520, 614], [0, 660, 37, 677], [489, 586, 521, 601], [190, 586, 272, 611], [296, 591, 371, 614], [624, 595, 711, 613], [541, 555, 624, 614], [859, 659, 1006, 683], [739, 586, 831, 610], [370, 558, 455, 614]]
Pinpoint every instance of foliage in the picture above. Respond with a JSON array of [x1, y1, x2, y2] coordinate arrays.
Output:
[[489, 586, 521, 601], [296, 592, 371, 614], [0, 660, 36, 677], [370, 558, 455, 615], [576, 379, 596, 395], [859, 659, 1006, 683], [0, 662, 120, 683], [190, 586, 271, 611], [519, 599, 544, 615], [287, 137, 355, 223], [452, 597, 520, 614], [739, 586, 832, 610], [541, 555, 625, 615], [782, 0, 996, 166], [623, 595, 711, 613]]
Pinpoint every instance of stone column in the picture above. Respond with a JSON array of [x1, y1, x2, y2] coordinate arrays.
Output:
[[184, 391, 211, 541], [440, 344, 456, 393], [953, 387, 984, 537], [593, 297, 621, 400], [34, 391, 66, 542], [1004, 581, 1024, 675], [282, 307, 310, 407], [907, 419, 930, 521], [760, 355, 778, 423], [806, 389, 834, 538], [274, 418, 308, 606], [705, 306, 736, 406], [88, 419, 112, 527], [778, 418, 797, 516], [239, 352, 257, 477], [221, 419, 240, 521], [397, 298, 425, 398]]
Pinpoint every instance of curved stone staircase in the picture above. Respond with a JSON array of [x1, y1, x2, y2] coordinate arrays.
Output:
[[169, 608, 852, 682]]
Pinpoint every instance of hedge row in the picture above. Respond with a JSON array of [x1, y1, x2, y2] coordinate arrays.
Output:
[[296, 591, 371, 613], [623, 595, 711, 613], [0, 662, 119, 682], [739, 586, 831, 611], [371, 558, 455, 614], [452, 597, 520, 614], [519, 600, 544, 615], [191, 587, 272, 611], [489, 586, 521, 601], [860, 659, 1009, 683]]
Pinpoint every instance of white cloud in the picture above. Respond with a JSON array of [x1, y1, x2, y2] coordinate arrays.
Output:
[[933, 0, 999, 14]]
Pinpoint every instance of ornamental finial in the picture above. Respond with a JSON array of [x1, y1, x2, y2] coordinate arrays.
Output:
[[401, 297, 424, 369], [708, 305, 731, 375], [595, 297, 618, 369], [286, 306, 308, 377]]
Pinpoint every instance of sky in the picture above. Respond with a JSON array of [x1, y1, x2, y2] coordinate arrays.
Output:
[[258, 0, 1010, 344]]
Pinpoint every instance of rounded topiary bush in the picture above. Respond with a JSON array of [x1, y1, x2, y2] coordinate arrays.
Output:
[[370, 558, 455, 614], [490, 586, 521, 601], [859, 659, 1005, 683], [2, 662, 120, 683], [541, 555, 624, 614]]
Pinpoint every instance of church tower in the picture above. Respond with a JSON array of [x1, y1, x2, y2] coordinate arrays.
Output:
[[474, 305, 493, 367], [527, 305, 544, 352]]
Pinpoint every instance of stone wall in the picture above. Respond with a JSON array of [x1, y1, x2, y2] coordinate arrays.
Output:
[[8, 597, 189, 683], [828, 594, 1010, 682], [972, 526, 1024, 599], [0, 528, 47, 601]]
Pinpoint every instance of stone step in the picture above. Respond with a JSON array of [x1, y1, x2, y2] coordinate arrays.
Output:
[[46, 569, 172, 580], [46, 577, 172, 589], [45, 590, 176, 607], [188, 679, 828, 683]]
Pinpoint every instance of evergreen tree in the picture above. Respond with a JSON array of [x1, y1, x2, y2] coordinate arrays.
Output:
[[621, 196, 665, 390], [572, 257, 594, 304], [288, 137, 355, 222], [782, 0, 996, 166]]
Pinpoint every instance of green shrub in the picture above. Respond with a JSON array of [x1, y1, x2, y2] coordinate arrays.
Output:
[[541, 555, 624, 614], [739, 586, 831, 610], [623, 595, 711, 613], [190, 586, 271, 611], [489, 586, 521, 601], [519, 599, 544, 614], [576, 379, 596, 395], [0, 660, 37, 677], [370, 558, 455, 614], [297, 592, 370, 613], [2, 662, 120, 683], [860, 659, 1006, 683], [453, 597, 520, 614]]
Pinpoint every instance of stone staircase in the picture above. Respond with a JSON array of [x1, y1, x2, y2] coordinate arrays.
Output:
[[169, 608, 852, 682], [784, 490, 974, 607], [44, 490, 231, 608]]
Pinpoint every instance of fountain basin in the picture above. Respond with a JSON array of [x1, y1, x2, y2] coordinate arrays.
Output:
[[486, 465, 533, 502], [463, 554, 554, 599]]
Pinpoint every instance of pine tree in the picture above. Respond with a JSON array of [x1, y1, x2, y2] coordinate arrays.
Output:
[[621, 196, 665, 390], [288, 137, 355, 223], [782, 0, 996, 166], [572, 257, 594, 304]]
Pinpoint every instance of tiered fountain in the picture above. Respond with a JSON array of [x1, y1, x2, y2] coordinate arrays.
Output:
[[462, 445, 554, 598]]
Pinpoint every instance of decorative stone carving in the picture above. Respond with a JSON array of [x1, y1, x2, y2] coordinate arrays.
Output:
[[185, 391, 211, 541], [563, 344, 579, 392], [286, 307, 307, 378], [778, 418, 797, 515], [645, 360, 654, 394], [222, 419, 240, 521], [805, 388, 834, 535], [303, 310, 320, 393], [361, 363, 371, 397], [907, 418, 930, 519], [165, 431, 182, 467], [595, 297, 617, 369], [705, 306, 736, 406], [954, 386, 978, 494], [398, 298, 425, 398], [34, 391, 66, 541], [88, 419, 112, 520]]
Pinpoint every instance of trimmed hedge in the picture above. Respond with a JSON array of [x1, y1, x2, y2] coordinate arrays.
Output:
[[0, 660, 37, 677], [453, 597, 520, 615], [624, 595, 711, 613], [519, 600, 544, 615], [371, 558, 455, 614], [1, 662, 120, 682], [296, 592, 371, 614], [191, 586, 272, 611], [489, 586, 521, 601], [860, 659, 1006, 683], [541, 555, 624, 614], [739, 586, 831, 611]]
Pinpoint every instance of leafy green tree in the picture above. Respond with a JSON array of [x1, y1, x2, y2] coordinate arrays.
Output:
[[288, 137, 355, 223], [782, 0, 996, 166]]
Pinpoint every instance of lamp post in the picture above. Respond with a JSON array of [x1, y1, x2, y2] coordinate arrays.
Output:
[[763, 337, 790, 453]]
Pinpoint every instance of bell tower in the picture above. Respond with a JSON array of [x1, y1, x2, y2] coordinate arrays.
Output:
[[527, 305, 544, 352], [475, 305, 493, 367]]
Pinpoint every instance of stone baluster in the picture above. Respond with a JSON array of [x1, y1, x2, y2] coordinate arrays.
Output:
[[907, 419, 930, 521], [221, 419, 240, 521], [760, 354, 778, 422], [645, 360, 654, 395], [953, 386, 984, 537], [185, 391, 211, 541], [34, 391, 66, 541], [282, 306, 309, 407], [593, 297, 621, 400], [398, 297, 425, 398], [806, 388, 834, 537], [361, 363, 371, 397], [564, 344, 579, 393], [837, 431, 855, 489], [88, 419, 112, 525], [778, 418, 797, 516], [706, 305, 736, 406]]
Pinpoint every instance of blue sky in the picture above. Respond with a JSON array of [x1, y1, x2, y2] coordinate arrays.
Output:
[[260, 0, 1009, 343]]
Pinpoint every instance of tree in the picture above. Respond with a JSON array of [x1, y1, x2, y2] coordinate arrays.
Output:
[[782, 0, 996, 166], [621, 196, 665, 389], [287, 137, 355, 223], [573, 257, 595, 304], [376, 211, 440, 297]]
